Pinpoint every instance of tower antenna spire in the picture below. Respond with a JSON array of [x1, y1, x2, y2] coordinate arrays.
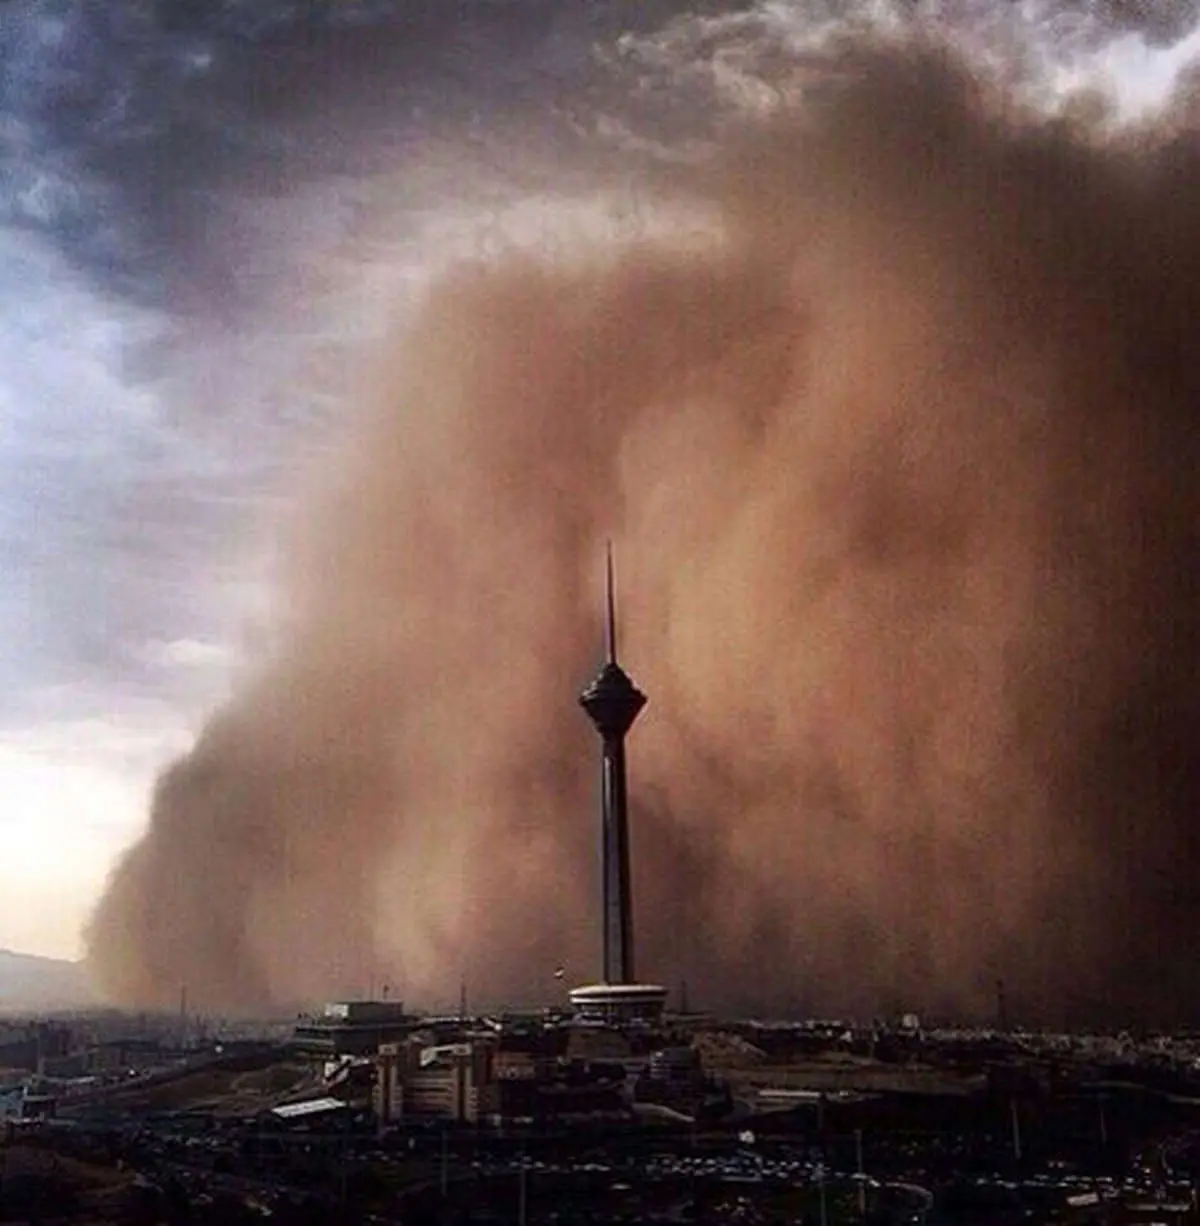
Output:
[[605, 540, 617, 664]]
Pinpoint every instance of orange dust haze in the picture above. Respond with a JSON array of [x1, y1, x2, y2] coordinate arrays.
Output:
[[87, 30, 1200, 1026]]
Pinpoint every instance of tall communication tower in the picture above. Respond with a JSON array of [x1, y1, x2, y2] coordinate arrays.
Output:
[[578, 544, 647, 985]]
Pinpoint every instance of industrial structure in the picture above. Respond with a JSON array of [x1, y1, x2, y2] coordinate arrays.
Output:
[[570, 546, 667, 1024]]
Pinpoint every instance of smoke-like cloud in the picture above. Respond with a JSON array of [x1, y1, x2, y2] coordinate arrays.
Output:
[[87, 20, 1200, 1027]]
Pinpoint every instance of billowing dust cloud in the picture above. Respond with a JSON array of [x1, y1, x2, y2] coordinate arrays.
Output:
[[87, 31, 1200, 1026]]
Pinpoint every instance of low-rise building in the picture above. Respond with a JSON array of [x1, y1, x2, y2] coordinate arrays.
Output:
[[647, 1045, 704, 1086], [87, 1038, 171, 1076], [294, 1001, 417, 1061], [375, 1039, 497, 1124], [493, 1032, 556, 1082], [0, 1023, 72, 1073], [567, 1025, 633, 1062]]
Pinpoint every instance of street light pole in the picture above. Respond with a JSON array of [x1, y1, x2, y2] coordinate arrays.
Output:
[[856, 1128, 867, 1220]]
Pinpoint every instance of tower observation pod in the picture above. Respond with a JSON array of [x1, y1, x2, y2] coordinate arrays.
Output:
[[570, 544, 667, 1025]]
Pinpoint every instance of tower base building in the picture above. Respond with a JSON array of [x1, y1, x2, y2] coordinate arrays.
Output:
[[568, 982, 668, 1026]]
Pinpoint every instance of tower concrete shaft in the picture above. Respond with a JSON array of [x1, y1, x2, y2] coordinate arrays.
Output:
[[579, 545, 646, 985]]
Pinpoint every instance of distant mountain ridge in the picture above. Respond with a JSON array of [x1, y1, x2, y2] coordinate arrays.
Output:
[[0, 948, 94, 1013]]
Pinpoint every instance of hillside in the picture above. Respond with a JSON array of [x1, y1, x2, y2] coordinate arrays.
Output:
[[0, 949, 93, 1013]]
